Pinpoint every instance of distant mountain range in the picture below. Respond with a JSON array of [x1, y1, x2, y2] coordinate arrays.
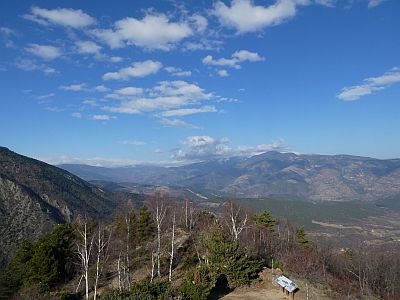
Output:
[[0, 147, 119, 266], [60, 151, 400, 202]]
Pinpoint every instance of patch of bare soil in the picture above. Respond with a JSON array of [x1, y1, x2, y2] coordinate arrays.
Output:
[[221, 268, 332, 300]]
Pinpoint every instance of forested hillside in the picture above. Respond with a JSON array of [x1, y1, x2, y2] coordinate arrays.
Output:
[[1, 193, 399, 300], [0, 147, 121, 266]]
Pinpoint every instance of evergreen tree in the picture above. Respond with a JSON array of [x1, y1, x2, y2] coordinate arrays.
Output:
[[295, 226, 313, 250], [26, 224, 74, 291], [202, 225, 263, 287], [136, 205, 154, 243], [254, 210, 277, 230]]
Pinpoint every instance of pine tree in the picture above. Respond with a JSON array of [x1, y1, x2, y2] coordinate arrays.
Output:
[[295, 226, 313, 250], [136, 205, 154, 243], [254, 210, 277, 230]]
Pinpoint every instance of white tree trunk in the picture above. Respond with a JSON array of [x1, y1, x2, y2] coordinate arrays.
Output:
[[125, 215, 131, 289], [76, 221, 93, 300], [93, 225, 111, 300], [117, 252, 122, 291], [150, 251, 155, 283], [154, 199, 166, 277], [169, 212, 176, 282]]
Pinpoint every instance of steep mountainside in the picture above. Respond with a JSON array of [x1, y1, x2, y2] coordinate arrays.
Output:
[[61, 151, 400, 201], [0, 147, 117, 266]]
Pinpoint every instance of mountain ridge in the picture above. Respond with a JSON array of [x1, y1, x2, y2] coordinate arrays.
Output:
[[59, 151, 400, 202]]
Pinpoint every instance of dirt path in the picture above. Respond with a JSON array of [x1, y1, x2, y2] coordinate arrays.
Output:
[[221, 268, 332, 300]]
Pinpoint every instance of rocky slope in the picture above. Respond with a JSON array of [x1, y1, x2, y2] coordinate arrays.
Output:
[[0, 147, 117, 266], [61, 151, 400, 201]]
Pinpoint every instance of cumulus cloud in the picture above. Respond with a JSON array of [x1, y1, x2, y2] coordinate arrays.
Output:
[[59, 83, 87, 91], [25, 44, 62, 60], [91, 14, 193, 50], [165, 66, 192, 77], [115, 87, 144, 96], [189, 14, 208, 32], [217, 69, 229, 77], [103, 80, 213, 115], [213, 0, 299, 34], [15, 58, 57, 74], [23, 6, 95, 28], [103, 60, 162, 81], [94, 85, 110, 92], [75, 40, 101, 55], [203, 50, 264, 69], [172, 136, 287, 161], [89, 29, 125, 49], [337, 67, 400, 101]]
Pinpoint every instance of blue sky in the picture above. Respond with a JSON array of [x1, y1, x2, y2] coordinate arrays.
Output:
[[0, 0, 399, 166]]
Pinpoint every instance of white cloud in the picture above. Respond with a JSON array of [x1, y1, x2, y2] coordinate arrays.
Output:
[[23, 6, 95, 28], [314, 0, 336, 7], [162, 105, 217, 117], [0, 27, 16, 48], [15, 58, 57, 74], [92, 114, 114, 121], [217, 69, 229, 77], [82, 99, 98, 106], [89, 29, 125, 49], [92, 14, 193, 51], [0, 27, 14, 35], [232, 49, 265, 62], [115, 87, 144, 95], [203, 50, 264, 69], [75, 40, 102, 55], [173, 135, 287, 160], [103, 60, 162, 81], [203, 55, 239, 68], [25, 44, 62, 60], [110, 56, 123, 63], [189, 14, 208, 32], [213, 0, 299, 34], [59, 83, 87, 91], [368, 0, 386, 8], [103, 81, 213, 115], [337, 68, 400, 101], [94, 85, 110, 92], [161, 118, 199, 129], [121, 140, 146, 145], [71, 112, 82, 118], [116, 14, 193, 50], [165, 66, 192, 77]]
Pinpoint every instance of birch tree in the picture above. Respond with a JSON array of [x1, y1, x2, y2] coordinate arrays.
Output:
[[76, 219, 94, 300], [222, 201, 248, 242], [150, 195, 167, 277], [168, 210, 176, 282], [93, 224, 112, 300]]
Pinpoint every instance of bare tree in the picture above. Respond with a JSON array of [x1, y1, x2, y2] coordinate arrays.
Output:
[[221, 200, 248, 241], [168, 210, 176, 282], [149, 193, 168, 277], [93, 224, 112, 300], [76, 219, 94, 300]]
